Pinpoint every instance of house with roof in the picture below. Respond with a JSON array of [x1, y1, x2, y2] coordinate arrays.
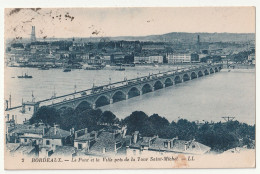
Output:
[[6, 123, 48, 145], [42, 124, 72, 148], [74, 126, 129, 157], [51, 146, 77, 158], [126, 131, 211, 156], [13, 145, 38, 157], [87, 131, 126, 156], [6, 143, 38, 157], [73, 128, 96, 152]]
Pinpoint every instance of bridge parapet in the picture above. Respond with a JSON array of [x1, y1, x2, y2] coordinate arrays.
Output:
[[8, 64, 223, 113]]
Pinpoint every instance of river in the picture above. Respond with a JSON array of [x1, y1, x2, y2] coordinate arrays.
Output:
[[4, 66, 255, 125]]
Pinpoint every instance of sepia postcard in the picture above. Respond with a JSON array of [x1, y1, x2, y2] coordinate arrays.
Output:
[[3, 7, 256, 169]]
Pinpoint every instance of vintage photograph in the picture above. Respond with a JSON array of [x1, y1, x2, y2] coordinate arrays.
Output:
[[4, 7, 255, 169]]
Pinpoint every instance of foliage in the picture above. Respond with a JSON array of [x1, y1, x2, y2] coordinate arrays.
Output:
[[99, 111, 118, 125], [30, 106, 255, 152], [122, 112, 255, 152], [29, 106, 60, 125]]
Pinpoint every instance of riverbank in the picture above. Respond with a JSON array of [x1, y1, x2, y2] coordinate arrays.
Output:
[[221, 68, 255, 73]]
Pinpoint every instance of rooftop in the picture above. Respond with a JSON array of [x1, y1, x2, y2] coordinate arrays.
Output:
[[130, 137, 211, 155], [8, 124, 46, 135], [43, 127, 70, 139], [52, 146, 77, 156], [87, 131, 129, 156]]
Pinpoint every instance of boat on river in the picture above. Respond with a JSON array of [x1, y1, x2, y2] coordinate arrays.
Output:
[[63, 68, 71, 72], [38, 65, 50, 70], [85, 64, 105, 70], [17, 73, 33, 78]]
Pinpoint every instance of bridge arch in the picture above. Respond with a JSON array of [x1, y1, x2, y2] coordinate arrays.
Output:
[[127, 87, 140, 99], [204, 69, 209, 75], [182, 73, 190, 82], [95, 95, 110, 107], [164, 77, 173, 87], [112, 90, 126, 103], [190, 72, 197, 80], [209, 68, 214, 74], [214, 67, 219, 72], [153, 80, 164, 90], [174, 75, 182, 84], [75, 100, 92, 112], [198, 71, 203, 77], [142, 83, 153, 94]]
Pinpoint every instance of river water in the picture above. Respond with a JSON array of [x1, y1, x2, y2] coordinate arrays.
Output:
[[4, 66, 255, 125]]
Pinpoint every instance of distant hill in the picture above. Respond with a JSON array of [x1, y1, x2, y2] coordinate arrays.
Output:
[[110, 32, 255, 43], [6, 32, 255, 44]]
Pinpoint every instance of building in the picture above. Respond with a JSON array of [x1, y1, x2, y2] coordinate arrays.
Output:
[[148, 55, 163, 64], [51, 146, 77, 157], [134, 56, 150, 63], [74, 128, 96, 152], [42, 124, 72, 148], [134, 55, 163, 64], [86, 55, 105, 65], [126, 131, 210, 156], [167, 53, 192, 64], [75, 126, 129, 156], [6, 122, 47, 144], [198, 54, 208, 61]]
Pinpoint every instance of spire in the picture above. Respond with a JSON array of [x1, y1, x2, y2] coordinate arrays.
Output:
[[31, 26, 36, 42]]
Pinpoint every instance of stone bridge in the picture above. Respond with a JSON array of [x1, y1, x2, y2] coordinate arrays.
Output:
[[34, 64, 222, 112]]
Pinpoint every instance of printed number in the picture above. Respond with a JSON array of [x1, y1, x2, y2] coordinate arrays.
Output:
[[21, 158, 24, 162]]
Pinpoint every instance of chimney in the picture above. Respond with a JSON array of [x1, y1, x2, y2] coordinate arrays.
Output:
[[122, 126, 127, 138], [84, 128, 88, 134], [75, 131, 78, 138], [184, 142, 188, 151], [42, 127, 45, 136], [133, 131, 139, 144], [114, 142, 117, 153], [172, 137, 178, 147], [54, 124, 57, 135], [129, 137, 132, 146], [5, 100, 8, 110], [168, 141, 171, 149], [148, 139, 151, 147], [52, 145, 56, 151], [94, 131, 97, 140], [72, 128, 75, 135]]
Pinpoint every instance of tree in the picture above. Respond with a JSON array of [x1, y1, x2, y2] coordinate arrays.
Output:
[[99, 111, 117, 125], [149, 114, 169, 126], [29, 106, 60, 125], [176, 119, 198, 140], [122, 111, 149, 135]]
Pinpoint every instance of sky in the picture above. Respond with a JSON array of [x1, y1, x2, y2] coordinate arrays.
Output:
[[4, 7, 255, 39]]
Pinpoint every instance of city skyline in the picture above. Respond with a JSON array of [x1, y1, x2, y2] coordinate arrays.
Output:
[[5, 7, 255, 40]]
